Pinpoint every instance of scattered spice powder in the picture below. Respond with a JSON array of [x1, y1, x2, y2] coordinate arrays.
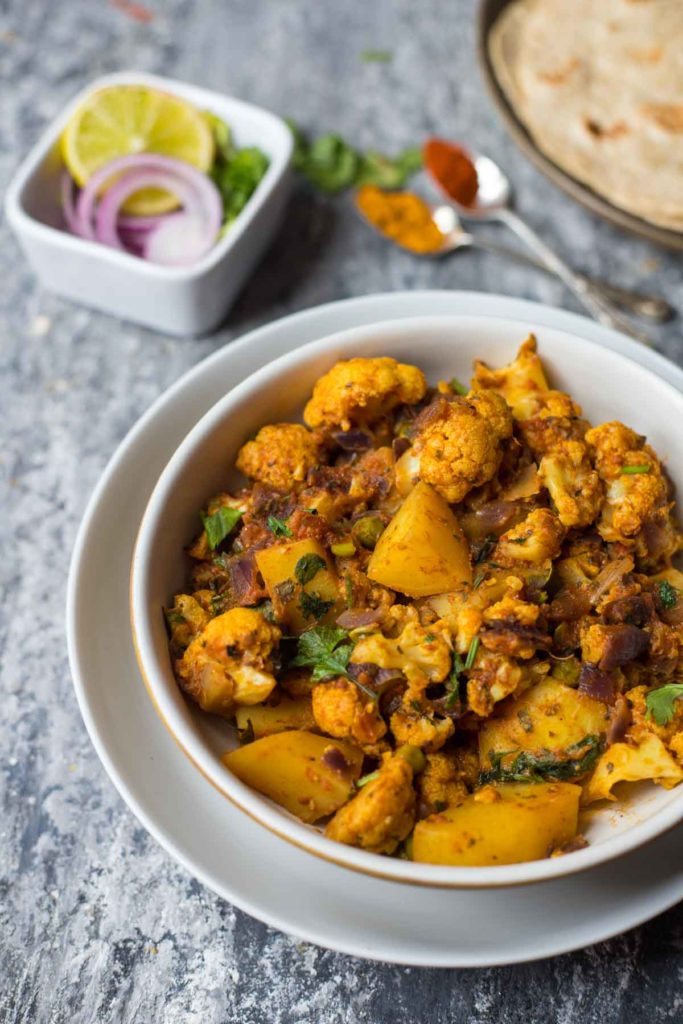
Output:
[[423, 138, 478, 206], [355, 184, 444, 253]]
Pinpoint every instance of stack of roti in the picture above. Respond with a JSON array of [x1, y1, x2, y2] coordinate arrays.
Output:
[[489, 0, 683, 230]]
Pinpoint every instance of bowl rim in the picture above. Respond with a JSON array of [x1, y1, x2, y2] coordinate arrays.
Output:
[[130, 312, 683, 888], [3, 69, 293, 281]]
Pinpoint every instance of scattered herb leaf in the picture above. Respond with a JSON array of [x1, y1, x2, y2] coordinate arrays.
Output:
[[291, 626, 352, 681], [424, 633, 436, 643], [465, 635, 480, 670], [211, 144, 269, 227], [620, 464, 651, 475], [360, 48, 393, 63], [658, 580, 679, 610], [449, 376, 468, 396], [645, 684, 683, 726], [294, 553, 327, 585], [201, 506, 242, 550], [267, 515, 292, 538], [300, 590, 334, 621], [473, 571, 486, 590], [356, 770, 380, 788], [479, 735, 604, 785]]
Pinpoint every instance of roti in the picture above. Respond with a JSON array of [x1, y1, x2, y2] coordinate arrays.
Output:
[[489, 0, 683, 230]]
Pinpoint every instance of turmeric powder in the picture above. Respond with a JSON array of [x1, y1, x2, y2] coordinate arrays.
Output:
[[355, 185, 445, 254]]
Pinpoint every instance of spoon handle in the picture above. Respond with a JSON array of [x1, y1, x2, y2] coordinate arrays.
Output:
[[468, 238, 672, 323], [494, 208, 656, 346]]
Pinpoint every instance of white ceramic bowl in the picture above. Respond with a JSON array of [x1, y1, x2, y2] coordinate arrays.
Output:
[[4, 71, 293, 336], [131, 314, 683, 887]]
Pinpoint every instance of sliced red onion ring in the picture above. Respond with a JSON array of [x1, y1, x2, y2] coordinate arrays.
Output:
[[73, 154, 223, 264], [60, 171, 81, 234]]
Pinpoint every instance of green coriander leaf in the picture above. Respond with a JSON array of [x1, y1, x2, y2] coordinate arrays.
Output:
[[356, 770, 380, 787], [473, 571, 485, 589], [267, 515, 293, 538], [164, 608, 184, 627], [646, 684, 683, 726], [479, 735, 604, 785], [620, 464, 651, 475], [658, 580, 679, 610], [300, 590, 334, 621], [449, 376, 468, 396], [212, 146, 269, 224], [424, 633, 436, 643], [302, 134, 360, 193], [201, 506, 242, 550], [360, 48, 393, 63], [356, 147, 422, 189], [291, 625, 352, 679], [294, 553, 327, 586]]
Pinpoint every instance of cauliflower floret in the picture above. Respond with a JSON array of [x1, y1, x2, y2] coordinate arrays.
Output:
[[176, 608, 281, 717], [165, 593, 210, 653], [582, 733, 683, 804], [466, 650, 541, 717], [472, 335, 549, 419], [236, 423, 320, 492], [539, 440, 603, 528], [585, 421, 669, 541], [325, 752, 416, 853], [627, 684, 683, 752], [519, 390, 586, 456], [390, 708, 455, 752], [493, 508, 565, 566], [303, 357, 427, 431], [481, 591, 547, 659], [350, 619, 452, 703], [311, 678, 387, 753], [412, 392, 513, 503], [417, 752, 468, 812]]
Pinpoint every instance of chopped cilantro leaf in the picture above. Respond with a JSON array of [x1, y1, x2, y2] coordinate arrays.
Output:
[[646, 684, 683, 726], [465, 635, 480, 670], [449, 377, 468, 396], [201, 506, 242, 550], [267, 515, 292, 538], [356, 770, 380, 787], [294, 553, 327, 585], [479, 735, 604, 785], [620, 464, 651, 475], [299, 591, 334, 621], [360, 48, 392, 63], [658, 580, 679, 610]]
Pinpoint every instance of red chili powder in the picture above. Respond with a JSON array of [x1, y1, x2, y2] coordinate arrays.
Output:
[[423, 138, 478, 206]]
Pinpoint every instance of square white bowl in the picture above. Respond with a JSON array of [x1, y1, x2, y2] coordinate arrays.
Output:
[[4, 71, 293, 336]]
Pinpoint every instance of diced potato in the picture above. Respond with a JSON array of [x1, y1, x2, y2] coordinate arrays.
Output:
[[255, 538, 342, 634], [235, 698, 315, 738], [473, 336, 549, 420], [479, 678, 609, 769], [367, 482, 472, 597], [412, 782, 581, 866], [223, 730, 363, 823], [582, 733, 683, 804]]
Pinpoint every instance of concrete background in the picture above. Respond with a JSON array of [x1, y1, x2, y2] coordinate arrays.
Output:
[[1, 0, 682, 1020]]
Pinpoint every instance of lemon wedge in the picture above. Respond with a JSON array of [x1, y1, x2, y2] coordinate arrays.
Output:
[[61, 85, 215, 215]]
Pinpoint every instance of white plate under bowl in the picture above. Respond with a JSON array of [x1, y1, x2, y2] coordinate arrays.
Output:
[[131, 309, 683, 889], [68, 292, 683, 965]]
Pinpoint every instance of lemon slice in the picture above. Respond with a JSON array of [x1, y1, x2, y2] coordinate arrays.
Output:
[[61, 85, 215, 215]]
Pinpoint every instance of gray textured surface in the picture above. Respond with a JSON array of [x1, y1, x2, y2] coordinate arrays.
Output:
[[1, 0, 683, 1020]]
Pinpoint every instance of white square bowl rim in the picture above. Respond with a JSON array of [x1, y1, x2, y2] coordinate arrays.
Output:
[[3, 69, 293, 282], [130, 311, 683, 889]]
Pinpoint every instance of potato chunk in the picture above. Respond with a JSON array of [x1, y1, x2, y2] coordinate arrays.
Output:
[[479, 679, 609, 770], [367, 482, 472, 596], [255, 538, 342, 633], [234, 698, 315, 739], [412, 782, 581, 866], [223, 730, 363, 823]]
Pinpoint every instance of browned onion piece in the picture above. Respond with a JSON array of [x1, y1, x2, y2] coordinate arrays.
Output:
[[336, 608, 383, 630], [547, 586, 593, 622], [459, 501, 526, 541], [229, 552, 267, 605], [392, 436, 411, 460], [579, 664, 618, 705], [607, 695, 632, 743], [598, 624, 650, 671], [321, 746, 352, 774], [332, 428, 373, 452], [602, 593, 655, 627], [590, 556, 634, 607]]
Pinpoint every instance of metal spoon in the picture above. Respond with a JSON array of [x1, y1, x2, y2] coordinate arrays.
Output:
[[428, 206, 672, 323], [427, 150, 661, 345]]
